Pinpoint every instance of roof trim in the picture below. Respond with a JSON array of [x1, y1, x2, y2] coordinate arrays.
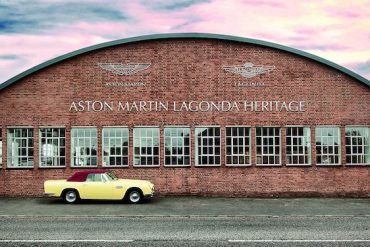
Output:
[[1, 32, 369, 90]]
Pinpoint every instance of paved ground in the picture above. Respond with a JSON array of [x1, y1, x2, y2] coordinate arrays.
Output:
[[0, 197, 369, 216], [0, 197, 369, 246]]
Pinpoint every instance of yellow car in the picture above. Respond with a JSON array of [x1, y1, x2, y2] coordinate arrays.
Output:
[[44, 170, 154, 204]]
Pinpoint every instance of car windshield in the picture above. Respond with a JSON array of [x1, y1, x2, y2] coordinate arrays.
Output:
[[105, 171, 118, 181]]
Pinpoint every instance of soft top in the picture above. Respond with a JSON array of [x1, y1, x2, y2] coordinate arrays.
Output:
[[67, 170, 110, 182]]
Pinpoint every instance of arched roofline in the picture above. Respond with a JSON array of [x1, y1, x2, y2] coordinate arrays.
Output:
[[1, 32, 369, 90]]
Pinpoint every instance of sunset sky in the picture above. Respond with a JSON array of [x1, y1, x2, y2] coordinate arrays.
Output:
[[0, 0, 369, 83]]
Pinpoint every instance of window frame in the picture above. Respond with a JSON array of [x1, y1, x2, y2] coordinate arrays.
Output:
[[255, 126, 282, 166], [315, 126, 341, 166], [133, 126, 160, 167], [164, 126, 191, 167], [345, 126, 370, 166], [195, 126, 221, 167], [7, 127, 34, 168], [225, 126, 251, 167], [39, 127, 66, 168], [285, 126, 312, 166], [71, 127, 98, 168], [0, 128, 2, 167], [102, 127, 129, 168]]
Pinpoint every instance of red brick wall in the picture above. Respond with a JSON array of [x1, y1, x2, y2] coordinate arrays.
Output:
[[0, 38, 369, 197]]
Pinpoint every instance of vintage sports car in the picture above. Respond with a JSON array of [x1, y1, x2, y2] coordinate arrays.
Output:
[[44, 170, 154, 204]]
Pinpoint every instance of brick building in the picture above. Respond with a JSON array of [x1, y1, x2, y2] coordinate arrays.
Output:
[[0, 33, 369, 197]]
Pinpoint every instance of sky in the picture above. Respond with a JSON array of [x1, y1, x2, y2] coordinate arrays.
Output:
[[0, 0, 370, 84]]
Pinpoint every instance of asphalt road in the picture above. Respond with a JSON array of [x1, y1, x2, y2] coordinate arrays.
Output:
[[0, 216, 369, 246]]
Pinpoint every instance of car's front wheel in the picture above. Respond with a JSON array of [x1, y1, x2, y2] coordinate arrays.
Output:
[[63, 190, 79, 204], [127, 189, 142, 204]]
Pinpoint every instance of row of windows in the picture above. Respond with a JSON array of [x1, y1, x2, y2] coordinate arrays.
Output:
[[0, 126, 369, 168]]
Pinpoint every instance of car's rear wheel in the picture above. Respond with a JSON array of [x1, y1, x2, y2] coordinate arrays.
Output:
[[63, 190, 79, 204], [127, 189, 142, 204]]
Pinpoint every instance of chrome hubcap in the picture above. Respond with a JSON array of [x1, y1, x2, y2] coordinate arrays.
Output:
[[129, 191, 140, 203], [66, 191, 76, 202]]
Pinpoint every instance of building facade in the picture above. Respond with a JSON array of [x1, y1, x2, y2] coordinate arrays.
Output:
[[0, 33, 369, 197]]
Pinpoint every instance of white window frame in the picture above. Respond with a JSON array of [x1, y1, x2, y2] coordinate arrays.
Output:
[[286, 126, 311, 166], [195, 126, 221, 167], [39, 127, 66, 168], [102, 127, 129, 167], [7, 127, 34, 168], [164, 127, 191, 167], [315, 126, 341, 166], [255, 127, 281, 166], [133, 127, 160, 167], [225, 126, 251, 166], [0, 128, 2, 167], [71, 127, 98, 167], [345, 126, 370, 166]]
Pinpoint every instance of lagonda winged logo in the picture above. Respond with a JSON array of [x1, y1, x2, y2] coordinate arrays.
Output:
[[98, 63, 151, 75], [223, 62, 275, 78]]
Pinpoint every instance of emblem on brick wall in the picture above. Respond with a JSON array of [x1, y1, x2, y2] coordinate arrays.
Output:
[[223, 62, 275, 78], [98, 63, 151, 75]]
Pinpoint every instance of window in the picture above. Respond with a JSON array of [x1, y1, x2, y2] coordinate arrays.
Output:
[[226, 127, 251, 166], [133, 127, 160, 166], [345, 127, 369, 165], [256, 127, 281, 165], [40, 128, 66, 167], [71, 128, 97, 167], [103, 128, 129, 167], [316, 127, 340, 165], [195, 127, 221, 166], [164, 127, 190, 166], [7, 128, 34, 168], [0, 129, 2, 167], [286, 127, 311, 165], [86, 173, 104, 182]]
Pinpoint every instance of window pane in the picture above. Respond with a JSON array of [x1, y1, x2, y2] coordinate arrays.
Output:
[[40, 128, 66, 167], [7, 128, 34, 167], [345, 127, 369, 165], [316, 127, 341, 165], [286, 127, 311, 165], [71, 128, 98, 167], [133, 127, 160, 166], [256, 127, 280, 165], [226, 127, 251, 166], [102, 128, 129, 167], [195, 127, 220, 166]]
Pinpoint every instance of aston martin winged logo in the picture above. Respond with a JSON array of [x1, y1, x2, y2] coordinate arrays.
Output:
[[98, 63, 151, 75], [223, 62, 275, 78]]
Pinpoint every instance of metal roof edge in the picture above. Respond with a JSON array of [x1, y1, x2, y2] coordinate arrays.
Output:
[[1, 32, 369, 90]]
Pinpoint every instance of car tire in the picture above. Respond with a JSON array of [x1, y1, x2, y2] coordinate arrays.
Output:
[[63, 190, 79, 204], [127, 189, 142, 204]]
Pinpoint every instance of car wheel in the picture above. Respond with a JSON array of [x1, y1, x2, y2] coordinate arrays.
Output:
[[64, 190, 79, 204], [128, 189, 142, 204]]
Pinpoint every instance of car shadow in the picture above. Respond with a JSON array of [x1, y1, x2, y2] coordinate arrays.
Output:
[[37, 197, 155, 205]]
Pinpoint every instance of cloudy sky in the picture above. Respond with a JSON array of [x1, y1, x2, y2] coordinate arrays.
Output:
[[0, 0, 369, 83]]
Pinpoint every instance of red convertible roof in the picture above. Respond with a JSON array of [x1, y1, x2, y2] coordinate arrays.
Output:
[[67, 170, 110, 182]]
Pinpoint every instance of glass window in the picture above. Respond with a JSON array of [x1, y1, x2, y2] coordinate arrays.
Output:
[[133, 127, 160, 166], [256, 127, 281, 165], [316, 127, 341, 165], [226, 127, 251, 166], [286, 127, 311, 165], [103, 128, 129, 167], [164, 127, 190, 166], [345, 127, 369, 165], [195, 127, 221, 166], [71, 128, 97, 167], [86, 173, 103, 182], [40, 128, 66, 167], [0, 129, 2, 167], [7, 128, 34, 168]]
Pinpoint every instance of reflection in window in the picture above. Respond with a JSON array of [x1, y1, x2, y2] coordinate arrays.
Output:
[[7, 128, 34, 167], [71, 128, 97, 167], [256, 127, 281, 165], [164, 127, 190, 166], [103, 128, 129, 167], [226, 127, 251, 166], [195, 127, 221, 166], [40, 128, 66, 167], [316, 127, 340, 165], [133, 127, 160, 166], [286, 127, 311, 165], [345, 127, 369, 165]]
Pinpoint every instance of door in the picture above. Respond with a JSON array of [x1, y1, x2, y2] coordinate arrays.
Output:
[[81, 173, 113, 199]]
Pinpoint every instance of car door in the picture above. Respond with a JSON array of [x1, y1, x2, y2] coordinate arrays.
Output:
[[81, 173, 113, 199]]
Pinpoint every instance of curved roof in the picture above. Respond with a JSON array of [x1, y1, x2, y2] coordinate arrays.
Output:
[[1, 33, 369, 90], [67, 170, 110, 182]]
